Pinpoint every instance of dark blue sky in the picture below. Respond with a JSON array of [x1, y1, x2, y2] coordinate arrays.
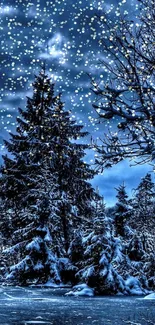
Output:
[[0, 0, 153, 206]]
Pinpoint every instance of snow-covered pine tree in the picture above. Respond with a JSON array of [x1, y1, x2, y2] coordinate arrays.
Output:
[[131, 173, 155, 234], [114, 183, 132, 237], [128, 174, 155, 288], [74, 193, 125, 295], [0, 66, 96, 283], [92, 190, 107, 235], [113, 175, 155, 292], [45, 93, 96, 251], [69, 192, 106, 269], [2, 166, 62, 285]]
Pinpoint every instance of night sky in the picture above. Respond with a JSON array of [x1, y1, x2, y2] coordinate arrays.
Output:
[[0, 0, 153, 206]]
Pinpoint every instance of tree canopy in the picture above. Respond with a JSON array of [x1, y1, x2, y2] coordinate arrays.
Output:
[[91, 0, 155, 170]]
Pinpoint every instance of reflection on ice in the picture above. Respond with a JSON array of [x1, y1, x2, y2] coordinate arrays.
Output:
[[25, 322, 53, 324], [3, 292, 60, 302]]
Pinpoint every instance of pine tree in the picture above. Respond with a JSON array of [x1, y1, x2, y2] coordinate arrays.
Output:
[[93, 189, 106, 235], [130, 173, 155, 255], [75, 206, 129, 295], [2, 168, 62, 285], [0, 66, 96, 283], [0, 198, 13, 245], [132, 174, 155, 231], [114, 183, 131, 237]]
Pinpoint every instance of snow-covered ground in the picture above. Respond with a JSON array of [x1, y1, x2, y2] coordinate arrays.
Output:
[[0, 286, 154, 324], [66, 284, 94, 296], [144, 293, 155, 299]]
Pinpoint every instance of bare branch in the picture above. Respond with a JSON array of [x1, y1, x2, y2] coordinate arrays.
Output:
[[91, 0, 155, 170]]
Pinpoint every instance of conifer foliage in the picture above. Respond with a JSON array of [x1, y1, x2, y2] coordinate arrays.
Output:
[[131, 173, 155, 231], [0, 66, 154, 294], [0, 66, 95, 284], [114, 183, 131, 237]]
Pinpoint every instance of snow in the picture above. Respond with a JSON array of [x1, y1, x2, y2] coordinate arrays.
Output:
[[66, 284, 94, 297], [144, 293, 155, 299], [113, 238, 123, 262], [9, 256, 29, 273], [24, 321, 53, 324], [43, 280, 61, 287], [44, 228, 52, 242], [107, 267, 114, 283], [125, 277, 146, 295], [100, 267, 108, 277], [3, 242, 23, 254], [82, 232, 94, 244], [99, 253, 108, 266], [26, 238, 41, 252], [33, 262, 44, 271]]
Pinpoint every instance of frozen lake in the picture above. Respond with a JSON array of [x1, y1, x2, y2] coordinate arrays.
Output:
[[0, 286, 154, 325]]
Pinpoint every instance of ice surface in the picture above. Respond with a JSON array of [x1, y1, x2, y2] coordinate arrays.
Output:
[[24, 320, 52, 325], [0, 287, 154, 324]]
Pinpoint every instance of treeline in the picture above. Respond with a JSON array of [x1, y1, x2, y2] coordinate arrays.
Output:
[[0, 69, 154, 295]]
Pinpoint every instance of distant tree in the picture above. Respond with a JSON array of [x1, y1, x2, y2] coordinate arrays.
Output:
[[91, 0, 155, 169], [114, 183, 132, 237], [68, 230, 84, 265], [131, 173, 155, 236], [0, 198, 13, 245], [128, 233, 144, 262], [93, 191, 107, 235], [126, 173, 155, 289]]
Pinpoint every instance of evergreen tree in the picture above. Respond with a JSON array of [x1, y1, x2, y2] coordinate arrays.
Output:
[[69, 230, 84, 265], [132, 173, 155, 232], [2, 168, 62, 285], [93, 190, 106, 235], [114, 183, 131, 237], [75, 209, 130, 295], [0, 198, 13, 245], [129, 173, 155, 260], [0, 66, 96, 283]]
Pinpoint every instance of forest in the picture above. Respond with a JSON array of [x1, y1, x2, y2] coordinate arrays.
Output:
[[0, 0, 154, 298], [0, 67, 154, 296]]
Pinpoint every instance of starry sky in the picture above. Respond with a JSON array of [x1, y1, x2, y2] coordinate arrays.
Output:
[[0, 0, 153, 206]]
